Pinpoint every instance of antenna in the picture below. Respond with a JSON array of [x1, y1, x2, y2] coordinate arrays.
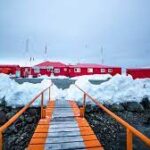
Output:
[[44, 44, 48, 61], [25, 39, 29, 53], [101, 46, 104, 64], [25, 38, 30, 66]]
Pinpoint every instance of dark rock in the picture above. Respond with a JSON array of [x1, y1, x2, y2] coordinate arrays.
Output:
[[126, 102, 144, 112], [26, 116, 33, 123], [6, 112, 16, 119], [140, 97, 150, 109], [8, 124, 18, 134], [86, 104, 93, 113], [0, 110, 7, 125], [0, 98, 7, 106], [28, 108, 38, 116], [110, 104, 125, 112]]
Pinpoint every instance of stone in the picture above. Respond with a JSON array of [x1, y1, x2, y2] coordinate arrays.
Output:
[[0, 110, 7, 125], [140, 97, 150, 109], [6, 112, 15, 120], [110, 104, 125, 112], [126, 102, 144, 112], [26, 116, 33, 123], [28, 108, 38, 116]]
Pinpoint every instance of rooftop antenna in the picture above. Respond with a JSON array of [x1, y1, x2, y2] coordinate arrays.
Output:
[[44, 44, 48, 61], [25, 38, 29, 66], [101, 46, 104, 64]]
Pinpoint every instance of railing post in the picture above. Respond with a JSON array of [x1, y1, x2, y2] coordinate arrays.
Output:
[[80, 93, 86, 117], [49, 86, 51, 101], [127, 128, 133, 150], [0, 132, 2, 150], [41, 92, 44, 119]]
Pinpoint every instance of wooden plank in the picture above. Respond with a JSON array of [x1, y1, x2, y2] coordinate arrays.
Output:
[[28, 144, 44, 150]]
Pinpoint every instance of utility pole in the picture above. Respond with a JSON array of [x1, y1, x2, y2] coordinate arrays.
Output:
[[44, 44, 48, 61], [101, 46, 104, 64], [25, 38, 29, 66]]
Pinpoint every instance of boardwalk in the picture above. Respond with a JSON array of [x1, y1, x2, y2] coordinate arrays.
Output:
[[28, 99, 103, 150]]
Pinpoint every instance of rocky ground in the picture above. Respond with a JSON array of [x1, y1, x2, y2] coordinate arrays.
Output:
[[0, 97, 150, 150], [84, 97, 150, 150], [0, 100, 40, 150]]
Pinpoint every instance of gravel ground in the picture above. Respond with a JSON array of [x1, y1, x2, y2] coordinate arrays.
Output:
[[85, 105, 150, 150], [0, 104, 40, 150]]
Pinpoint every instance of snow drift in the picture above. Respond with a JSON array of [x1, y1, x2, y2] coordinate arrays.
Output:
[[0, 73, 150, 107]]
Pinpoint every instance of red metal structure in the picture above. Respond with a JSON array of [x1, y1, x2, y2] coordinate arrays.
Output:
[[127, 68, 150, 79], [31, 61, 68, 77], [68, 63, 121, 77], [0, 65, 20, 76]]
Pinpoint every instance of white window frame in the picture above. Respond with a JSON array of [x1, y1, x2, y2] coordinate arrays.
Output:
[[108, 68, 113, 73], [47, 66, 53, 72], [101, 68, 106, 73], [74, 68, 81, 73], [87, 68, 93, 73], [34, 67, 40, 73], [54, 68, 60, 73]]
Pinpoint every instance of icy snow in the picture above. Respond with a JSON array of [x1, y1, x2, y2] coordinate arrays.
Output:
[[63, 74, 150, 104], [71, 74, 112, 80], [0, 73, 150, 107], [38, 75, 69, 79]]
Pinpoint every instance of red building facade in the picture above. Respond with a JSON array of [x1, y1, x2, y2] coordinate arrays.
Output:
[[31, 61, 68, 77], [68, 64, 121, 77], [127, 68, 150, 79], [0, 65, 20, 76]]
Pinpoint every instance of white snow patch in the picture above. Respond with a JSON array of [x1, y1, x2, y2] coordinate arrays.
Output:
[[0, 73, 150, 107], [71, 74, 112, 80], [64, 74, 150, 104], [0, 73, 52, 107], [38, 75, 69, 79]]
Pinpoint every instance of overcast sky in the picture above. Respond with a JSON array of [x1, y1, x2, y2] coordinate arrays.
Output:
[[0, 0, 150, 67]]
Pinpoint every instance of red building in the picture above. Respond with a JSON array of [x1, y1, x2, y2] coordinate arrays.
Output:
[[31, 61, 68, 77], [68, 63, 121, 77], [0, 65, 20, 77], [126, 68, 150, 79]]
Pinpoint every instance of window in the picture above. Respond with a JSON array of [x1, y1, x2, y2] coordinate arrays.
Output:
[[101, 68, 106, 73], [25, 68, 28, 72], [64, 68, 67, 72], [74, 68, 81, 73], [34, 67, 40, 73], [108, 69, 113, 73], [47, 66, 53, 72], [54, 68, 60, 73], [87, 68, 93, 73]]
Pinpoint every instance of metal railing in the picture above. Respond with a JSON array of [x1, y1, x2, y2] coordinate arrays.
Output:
[[0, 83, 53, 150], [75, 84, 150, 150]]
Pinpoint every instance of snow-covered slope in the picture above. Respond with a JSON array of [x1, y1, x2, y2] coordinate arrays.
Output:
[[0, 73, 150, 107], [66, 74, 150, 104]]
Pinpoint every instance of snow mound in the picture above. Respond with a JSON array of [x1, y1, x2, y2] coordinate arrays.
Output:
[[0, 73, 150, 107], [38, 75, 69, 79], [71, 74, 112, 80], [64, 74, 150, 104], [0, 73, 52, 107]]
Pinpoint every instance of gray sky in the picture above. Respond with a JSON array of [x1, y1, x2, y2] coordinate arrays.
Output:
[[0, 0, 150, 67]]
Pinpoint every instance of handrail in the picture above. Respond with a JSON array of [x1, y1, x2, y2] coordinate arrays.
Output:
[[75, 84, 150, 150], [0, 83, 53, 150]]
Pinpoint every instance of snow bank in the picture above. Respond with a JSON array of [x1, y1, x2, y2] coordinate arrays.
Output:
[[38, 75, 69, 79], [0, 73, 150, 107], [64, 74, 150, 104], [0, 73, 52, 107], [71, 74, 112, 80]]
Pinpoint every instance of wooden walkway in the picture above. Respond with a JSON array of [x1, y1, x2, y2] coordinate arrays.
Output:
[[28, 99, 103, 150]]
